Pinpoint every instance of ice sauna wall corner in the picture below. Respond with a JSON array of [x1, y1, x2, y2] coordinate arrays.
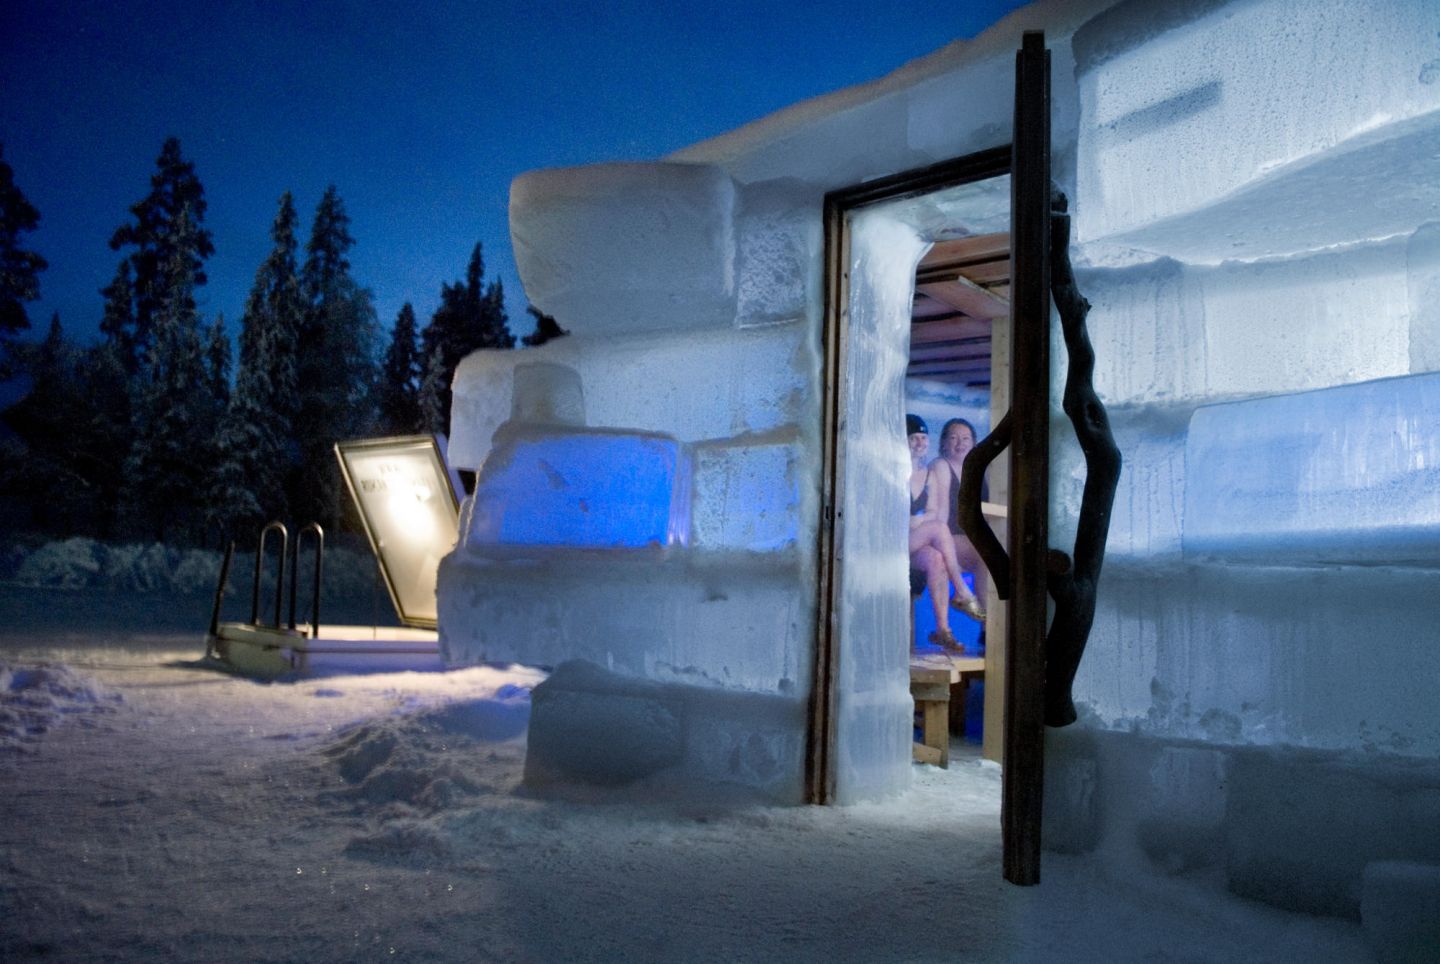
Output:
[[1041, 0, 1440, 928], [437, 161, 825, 804], [434, 0, 1113, 804]]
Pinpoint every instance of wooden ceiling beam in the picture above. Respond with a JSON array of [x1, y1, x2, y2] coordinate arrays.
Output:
[[910, 316, 990, 345], [908, 343, 990, 364], [911, 294, 959, 319], [919, 232, 1011, 270], [915, 274, 1010, 320], [907, 360, 993, 377]]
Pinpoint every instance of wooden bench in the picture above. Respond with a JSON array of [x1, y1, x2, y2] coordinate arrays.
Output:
[[910, 652, 986, 768]]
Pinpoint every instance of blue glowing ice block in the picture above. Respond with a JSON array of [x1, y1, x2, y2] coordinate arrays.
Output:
[[1184, 372, 1440, 565], [468, 427, 690, 549]]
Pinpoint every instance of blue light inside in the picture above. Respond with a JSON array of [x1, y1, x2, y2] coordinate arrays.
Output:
[[469, 431, 688, 549]]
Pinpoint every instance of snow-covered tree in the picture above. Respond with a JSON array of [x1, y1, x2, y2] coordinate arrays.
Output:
[[204, 314, 231, 412], [70, 340, 132, 538], [119, 205, 213, 542], [210, 193, 303, 537], [0, 314, 135, 539], [107, 137, 213, 372], [416, 344, 447, 437], [0, 315, 74, 534], [419, 243, 513, 422], [292, 186, 379, 528], [378, 302, 421, 434], [98, 260, 137, 372], [0, 144, 48, 341]]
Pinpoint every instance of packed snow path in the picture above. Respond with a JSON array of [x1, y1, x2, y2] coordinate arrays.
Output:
[[0, 595, 1367, 962]]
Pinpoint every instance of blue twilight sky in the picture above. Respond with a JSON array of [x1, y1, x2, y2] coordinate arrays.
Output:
[[1, 0, 1029, 347]]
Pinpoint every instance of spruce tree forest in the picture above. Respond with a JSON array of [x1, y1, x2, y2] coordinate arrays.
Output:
[[0, 139, 563, 550]]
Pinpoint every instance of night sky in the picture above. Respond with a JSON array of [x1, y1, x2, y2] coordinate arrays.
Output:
[[2, 0, 1029, 347]]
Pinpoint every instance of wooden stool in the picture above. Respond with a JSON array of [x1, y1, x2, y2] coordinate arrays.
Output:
[[910, 666, 952, 767], [910, 652, 986, 768]]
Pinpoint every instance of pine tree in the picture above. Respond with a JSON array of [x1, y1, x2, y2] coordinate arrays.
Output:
[[292, 186, 379, 528], [107, 137, 213, 371], [98, 260, 137, 369], [0, 314, 131, 537], [378, 302, 421, 434], [0, 144, 48, 340], [416, 345, 447, 436], [119, 205, 212, 542], [0, 315, 78, 533], [210, 193, 303, 537], [521, 305, 567, 347], [419, 242, 513, 423], [204, 314, 231, 413], [70, 340, 132, 538]]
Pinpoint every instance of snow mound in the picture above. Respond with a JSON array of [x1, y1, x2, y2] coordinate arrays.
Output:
[[320, 686, 533, 813], [0, 663, 122, 751], [316, 684, 536, 866]]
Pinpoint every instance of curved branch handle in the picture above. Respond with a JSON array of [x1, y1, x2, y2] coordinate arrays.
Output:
[[1043, 190, 1122, 727], [958, 413, 1013, 600]]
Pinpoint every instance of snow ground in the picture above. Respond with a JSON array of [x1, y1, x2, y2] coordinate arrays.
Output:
[[0, 588, 1371, 962]]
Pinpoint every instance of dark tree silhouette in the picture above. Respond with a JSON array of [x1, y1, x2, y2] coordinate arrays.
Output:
[[378, 302, 422, 434], [0, 144, 48, 339], [108, 137, 214, 371], [420, 243, 513, 424]]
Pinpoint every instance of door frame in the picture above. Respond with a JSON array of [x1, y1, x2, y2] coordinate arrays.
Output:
[[806, 32, 1051, 886]]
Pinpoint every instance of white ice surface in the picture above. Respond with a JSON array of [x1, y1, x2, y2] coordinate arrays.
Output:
[[1074, 0, 1440, 252], [509, 162, 736, 335], [1185, 372, 1440, 565], [449, 322, 812, 472], [0, 588, 1370, 962]]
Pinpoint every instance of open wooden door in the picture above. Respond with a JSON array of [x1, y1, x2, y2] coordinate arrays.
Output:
[[808, 30, 1054, 886], [1001, 30, 1052, 886]]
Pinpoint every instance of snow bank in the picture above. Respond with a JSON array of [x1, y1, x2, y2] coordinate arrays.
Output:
[[0, 662, 121, 751]]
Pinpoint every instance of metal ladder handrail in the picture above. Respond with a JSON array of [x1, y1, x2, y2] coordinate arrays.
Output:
[[288, 523, 325, 636], [250, 521, 288, 629]]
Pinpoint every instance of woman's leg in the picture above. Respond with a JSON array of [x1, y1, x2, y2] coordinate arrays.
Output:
[[910, 519, 979, 606], [954, 535, 987, 609], [912, 546, 950, 635]]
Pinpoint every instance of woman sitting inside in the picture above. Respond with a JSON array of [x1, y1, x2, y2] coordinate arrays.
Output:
[[907, 414, 985, 653]]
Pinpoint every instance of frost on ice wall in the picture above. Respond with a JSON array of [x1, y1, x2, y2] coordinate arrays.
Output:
[[1044, 0, 1440, 927]]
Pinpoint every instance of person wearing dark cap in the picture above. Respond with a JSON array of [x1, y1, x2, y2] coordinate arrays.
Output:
[[906, 413, 984, 653]]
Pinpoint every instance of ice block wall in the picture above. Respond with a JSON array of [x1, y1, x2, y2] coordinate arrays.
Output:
[[1185, 374, 1440, 566], [1063, 0, 1440, 757], [440, 158, 823, 802], [1044, 0, 1440, 920], [467, 428, 690, 551], [1072, 0, 1440, 258], [829, 210, 928, 805], [509, 163, 737, 333]]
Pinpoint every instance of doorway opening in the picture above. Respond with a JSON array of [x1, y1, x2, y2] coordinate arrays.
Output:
[[808, 147, 1013, 807], [809, 32, 1051, 888], [904, 198, 1012, 767]]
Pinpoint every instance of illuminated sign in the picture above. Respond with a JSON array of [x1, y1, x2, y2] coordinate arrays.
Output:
[[335, 436, 460, 628]]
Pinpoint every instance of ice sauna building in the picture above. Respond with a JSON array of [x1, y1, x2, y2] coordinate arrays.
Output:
[[437, 0, 1440, 928]]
